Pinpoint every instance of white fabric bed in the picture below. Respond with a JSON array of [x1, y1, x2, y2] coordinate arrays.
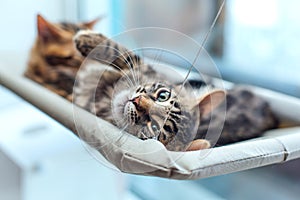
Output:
[[1, 65, 300, 180]]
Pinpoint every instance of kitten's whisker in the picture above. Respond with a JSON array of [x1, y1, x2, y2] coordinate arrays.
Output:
[[93, 45, 138, 87], [122, 50, 138, 78], [132, 51, 141, 86], [107, 45, 139, 86], [151, 49, 163, 67], [84, 141, 103, 145], [116, 124, 130, 143], [108, 62, 135, 87], [137, 61, 141, 85], [120, 50, 140, 87], [102, 124, 129, 153], [86, 124, 128, 151], [178, 0, 226, 95], [138, 129, 148, 139], [114, 118, 127, 125], [93, 58, 135, 88], [132, 55, 142, 86], [159, 0, 226, 133], [113, 46, 142, 87], [139, 52, 148, 83], [147, 48, 163, 83]]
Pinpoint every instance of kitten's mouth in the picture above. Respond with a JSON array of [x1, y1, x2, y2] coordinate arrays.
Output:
[[124, 101, 144, 125], [124, 99, 161, 140]]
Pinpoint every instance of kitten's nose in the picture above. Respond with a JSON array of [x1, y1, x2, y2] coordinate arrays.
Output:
[[130, 95, 150, 112], [131, 96, 140, 106]]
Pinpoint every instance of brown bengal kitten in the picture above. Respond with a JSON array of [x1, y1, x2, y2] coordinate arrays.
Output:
[[24, 14, 100, 100], [72, 30, 278, 151]]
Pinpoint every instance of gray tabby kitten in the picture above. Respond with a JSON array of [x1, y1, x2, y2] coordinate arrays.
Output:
[[73, 30, 278, 151]]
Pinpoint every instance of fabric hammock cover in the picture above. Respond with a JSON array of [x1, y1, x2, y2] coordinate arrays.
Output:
[[1, 67, 300, 180]]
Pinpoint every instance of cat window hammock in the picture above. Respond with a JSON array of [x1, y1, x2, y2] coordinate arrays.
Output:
[[1, 66, 300, 180]]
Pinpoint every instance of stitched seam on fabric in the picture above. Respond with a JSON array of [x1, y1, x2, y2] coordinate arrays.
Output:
[[273, 138, 289, 162], [124, 150, 285, 174], [123, 153, 189, 175], [192, 151, 284, 172]]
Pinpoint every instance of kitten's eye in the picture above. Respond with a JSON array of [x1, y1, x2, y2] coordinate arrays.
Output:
[[45, 55, 73, 65], [46, 55, 73, 61], [156, 90, 171, 102]]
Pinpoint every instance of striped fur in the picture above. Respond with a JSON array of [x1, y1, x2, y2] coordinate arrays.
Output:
[[73, 30, 278, 151], [26, 22, 279, 151]]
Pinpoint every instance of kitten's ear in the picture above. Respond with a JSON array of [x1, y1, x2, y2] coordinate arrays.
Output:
[[82, 16, 103, 29], [37, 14, 64, 42], [197, 90, 226, 117]]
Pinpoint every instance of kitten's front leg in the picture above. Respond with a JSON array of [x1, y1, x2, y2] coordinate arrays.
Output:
[[74, 30, 141, 71], [186, 139, 211, 151], [73, 30, 107, 57]]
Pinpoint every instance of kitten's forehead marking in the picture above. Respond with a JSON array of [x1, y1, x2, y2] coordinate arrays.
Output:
[[142, 82, 168, 93], [136, 86, 146, 93]]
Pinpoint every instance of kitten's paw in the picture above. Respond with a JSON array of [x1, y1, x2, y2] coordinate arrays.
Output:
[[73, 30, 106, 57], [73, 30, 96, 40], [186, 139, 211, 151]]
